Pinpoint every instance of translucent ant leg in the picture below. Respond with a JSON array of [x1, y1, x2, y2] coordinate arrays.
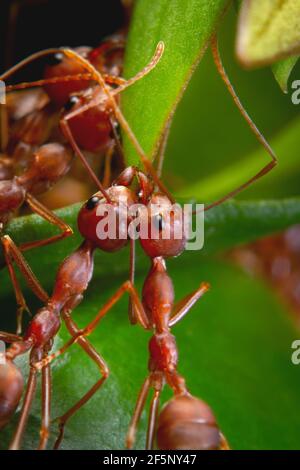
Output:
[[61, 44, 175, 203], [38, 363, 51, 450], [1, 235, 49, 334], [126, 375, 152, 449], [19, 194, 73, 252], [146, 381, 163, 450], [169, 282, 210, 328], [200, 36, 278, 212], [52, 311, 109, 450], [9, 366, 38, 450]]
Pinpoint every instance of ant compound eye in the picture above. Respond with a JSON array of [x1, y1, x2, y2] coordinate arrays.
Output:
[[46, 53, 64, 66], [86, 196, 100, 210], [64, 95, 80, 112], [153, 213, 164, 232]]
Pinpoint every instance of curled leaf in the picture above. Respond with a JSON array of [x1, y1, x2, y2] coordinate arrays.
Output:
[[236, 0, 300, 68], [272, 55, 299, 93]]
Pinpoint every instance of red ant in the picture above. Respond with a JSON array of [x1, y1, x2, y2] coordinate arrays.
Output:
[[1, 33, 126, 188], [0, 39, 163, 334], [0, 35, 278, 450]]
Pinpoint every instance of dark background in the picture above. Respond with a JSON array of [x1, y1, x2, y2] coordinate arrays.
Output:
[[0, 0, 125, 73]]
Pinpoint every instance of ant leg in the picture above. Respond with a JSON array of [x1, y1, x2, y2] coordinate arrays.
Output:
[[128, 237, 137, 325], [202, 36, 278, 212], [9, 366, 38, 450], [52, 311, 109, 450], [109, 115, 126, 169], [38, 363, 51, 450], [60, 117, 112, 201], [61, 45, 175, 203], [126, 375, 152, 449], [0, 48, 69, 82], [19, 193, 73, 252], [5, 73, 125, 93], [102, 141, 115, 188], [220, 433, 230, 450], [110, 42, 165, 95], [154, 119, 172, 179], [0, 331, 22, 342], [35, 281, 150, 371], [1, 235, 49, 334], [146, 376, 163, 450], [169, 282, 210, 327], [5, 73, 93, 92]]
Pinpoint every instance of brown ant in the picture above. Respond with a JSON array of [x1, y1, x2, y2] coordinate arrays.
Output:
[[0, 34, 278, 450]]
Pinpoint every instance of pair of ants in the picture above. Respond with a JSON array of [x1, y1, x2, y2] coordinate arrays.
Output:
[[0, 30, 277, 450]]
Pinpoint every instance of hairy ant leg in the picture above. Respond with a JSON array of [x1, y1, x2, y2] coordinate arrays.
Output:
[[38, 362, 51, 450], [19, 194, 73, 251], [59, 43, 175, 203], [52, 311, 110, 450], [201, 36, 278, 211], [126, 372, 164, 450], [1, 234, 49, 333]]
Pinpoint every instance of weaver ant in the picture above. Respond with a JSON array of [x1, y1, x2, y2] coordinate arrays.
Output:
[[0, 32, 278, 450], [0, 37, 162, 334]]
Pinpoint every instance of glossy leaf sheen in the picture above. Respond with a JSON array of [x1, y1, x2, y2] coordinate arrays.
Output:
[[121, 0, 230, 164]]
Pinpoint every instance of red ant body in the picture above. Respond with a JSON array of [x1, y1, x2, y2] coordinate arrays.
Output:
[[0, 32, 279, 450], [0, 37, 162, 333]]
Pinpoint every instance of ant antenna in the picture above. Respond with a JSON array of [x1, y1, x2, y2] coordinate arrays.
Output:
[[62, 42, 176, 203], [193, 36, 277, 214]]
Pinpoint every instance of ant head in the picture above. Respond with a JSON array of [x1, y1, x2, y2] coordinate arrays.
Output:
[[139, 192, 186, 259], [89, 33, 125, 77], [77, 185, 138, 252], [0, 360, 23, 429], [62, 87, 113, 153], [44, 49, 91, 108]]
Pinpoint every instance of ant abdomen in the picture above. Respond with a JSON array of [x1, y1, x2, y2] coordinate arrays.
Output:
[[18, 143, 72, 194], [156, 394, 224, 450], [0, 360, 23, 429]]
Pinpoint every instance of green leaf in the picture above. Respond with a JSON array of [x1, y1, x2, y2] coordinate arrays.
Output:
[[236, 0, 300, 68], [2, 197, 300, 278], [121, 0, 230, 164], [272, 56, 299, 93], [1, 257, 300, 449], [176, 115, 300, 201]]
